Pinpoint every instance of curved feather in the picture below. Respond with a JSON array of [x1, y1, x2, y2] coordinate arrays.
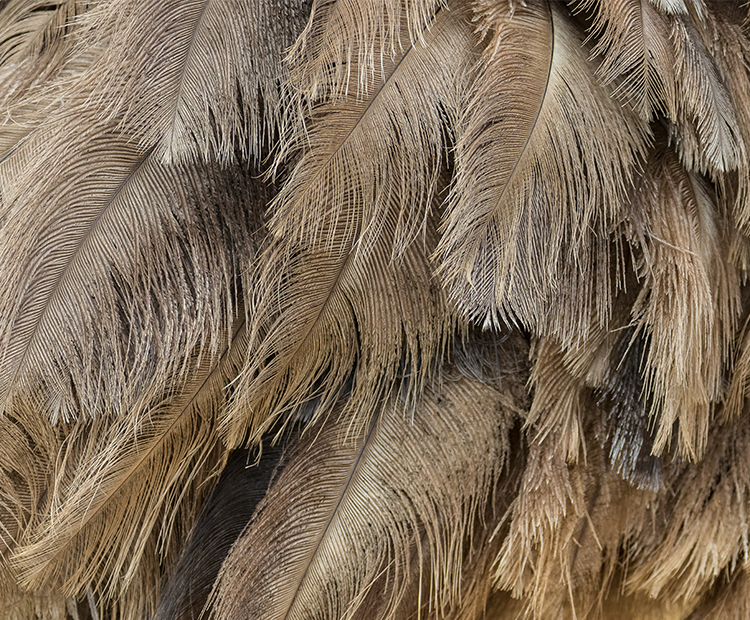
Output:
[[669, 13, 745, 176], [626, 136, 740, 458], [154, 443, 289, 620], [285, 0, 442, 102], [12, 317, 251, 599], [75, 0, 313, 164], [0, 120, 264, 426], [270, 0, 477, 254], [211, 372, 515, 620], [625, 414, 750, 605], [223, 1, 476, 445], [577, 0, 677, 120], [437, 0, 647, 330]]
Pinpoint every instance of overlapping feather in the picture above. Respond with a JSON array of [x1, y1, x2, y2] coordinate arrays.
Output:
[[211, 359, 520, 620], [437, 0, 647, 331], [1, 0, 750, 619], [71, 0, 313, 164], [224, 2, 477, 445]]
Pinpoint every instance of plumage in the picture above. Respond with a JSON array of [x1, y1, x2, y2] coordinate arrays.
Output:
[[2, 0, 750, 618], [437, 0, 647, 332]]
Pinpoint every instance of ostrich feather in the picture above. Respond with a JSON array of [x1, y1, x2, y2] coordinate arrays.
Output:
[[223, 1, 477, 444], [626, 134, 740, 458], [577, 0, 677, 121], [71, 0, 313, 165], [0, 119, 265, 427], [10, 317, 251, 600], [669, 13, 745, 176], [437, 0, 647, 330], [625, 413, 750, 605], [154, 443, 289, 620], [3, 0, 750, 618], [211, 362, 519, 620]]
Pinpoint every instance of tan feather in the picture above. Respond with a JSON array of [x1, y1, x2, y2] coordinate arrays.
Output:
[[687, 4, 750, 232], [0, 0, 85, 102], [269, 0, 477, 255], [577, 0, 677, 121], [686, 568, 750, 620], [11, 317, 250, 600], [211, 369, 516, 620], [0, 119, 263, 426], [437, 0, 647, 331], [669, 13, 745, 176], [625, 413, 750, 606], [285, 0, 442, 102], [222, 0, 476, 445], [626, 136, 740, 458], [72, 0, 312, 164]]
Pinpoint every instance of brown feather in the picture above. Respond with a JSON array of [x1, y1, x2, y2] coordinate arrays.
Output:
[[211, 366, 518, 620], [437, 0, 647, 331]]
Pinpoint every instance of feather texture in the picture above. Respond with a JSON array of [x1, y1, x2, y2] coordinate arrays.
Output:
[[626, 133, 740, 458], [212, 366, 517, 620], [154, 443, 289, 620], [437, 0, 647, 330], [223, 1, 477, 443], [74, 0, 313, 164], [3, 0, 750, 618]]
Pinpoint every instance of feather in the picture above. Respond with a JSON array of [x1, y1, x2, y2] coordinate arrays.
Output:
[[269, 0, 477, 255], [0, 118, 264, 426], [437, 0, 647, 330], [284, 0, 442, 101], [626, 134, 740, 458], [222, 0, 478, 445], [154, 443, 289, 620], [649, 0, 687, 14], [10, 314, 253, 604], [210, 368, 516, 620], [224, 186, 452, 446], [0, 0, 84, 99], [71, 0, 313, 165], [687, 4, 750, 231], [686, 568, 750, 620], [577, 0, 677, 121], [625, 413, 750, 606], [669, 13, 745, 176]]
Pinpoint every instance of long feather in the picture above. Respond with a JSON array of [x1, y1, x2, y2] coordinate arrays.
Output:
[[624, 413, 750, 606], [222, 0, 477, 445], [11, 316, 252, 601], [0, 118, 264, 427], [269, 0, 477, 254], [210, 368, 516, 620], [437, 0, 647, 330], [669, 13, 745, 176], [154, 443, 290, 620], [626, 135, 740, 458], [577, 0, 677, 121]]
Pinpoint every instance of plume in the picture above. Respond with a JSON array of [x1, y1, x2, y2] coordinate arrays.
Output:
[[3, 0, 750, 619]]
